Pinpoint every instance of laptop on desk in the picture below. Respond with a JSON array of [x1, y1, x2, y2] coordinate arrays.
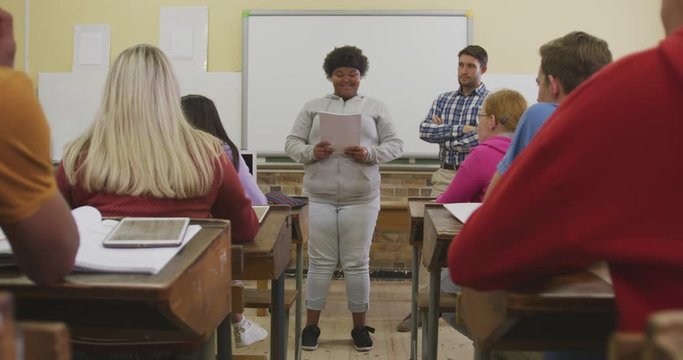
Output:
[[240, 150, 257, 180]]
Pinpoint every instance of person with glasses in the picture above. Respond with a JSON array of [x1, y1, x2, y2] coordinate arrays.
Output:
[[436, 89, 527, 204]]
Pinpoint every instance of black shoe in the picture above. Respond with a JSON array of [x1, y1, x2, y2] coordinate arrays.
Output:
[[301, 324, 321, 351], [351, 325, 375, 352]]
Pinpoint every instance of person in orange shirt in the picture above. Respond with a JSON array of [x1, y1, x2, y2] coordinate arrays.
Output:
[[0, 8, 79, 286]]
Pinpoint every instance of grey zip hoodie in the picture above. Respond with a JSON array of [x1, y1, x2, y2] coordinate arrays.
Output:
[[285, 94, 404, 204]]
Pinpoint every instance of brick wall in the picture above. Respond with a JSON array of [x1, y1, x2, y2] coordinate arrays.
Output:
[[257, 165, 435, 271]]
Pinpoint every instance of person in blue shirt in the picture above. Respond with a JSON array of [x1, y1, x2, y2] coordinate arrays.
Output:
[[477, 31, 612, 360], [495, 103, 557, 175], [485, 32, 612, 200]]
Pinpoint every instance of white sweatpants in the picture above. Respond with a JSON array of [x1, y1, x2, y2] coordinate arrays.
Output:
[[305, 197, 380, 313]]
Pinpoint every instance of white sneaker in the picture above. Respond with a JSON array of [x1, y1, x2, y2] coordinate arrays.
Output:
[[233, 317, 268, 348]]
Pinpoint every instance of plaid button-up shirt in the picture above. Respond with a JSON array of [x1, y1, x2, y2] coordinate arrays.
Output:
[[419, 83, 489, 166]]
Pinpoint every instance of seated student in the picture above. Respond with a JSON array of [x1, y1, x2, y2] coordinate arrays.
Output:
[[56, 44, 259, 359], [449, 3, 683, 359], [435, 88, 526, 327], [181, 94, 268, 348], [484, 31, 613, 200], [181, 94, 267, 206], [436, 89, 527, 204], [0, 7, 79, 286]]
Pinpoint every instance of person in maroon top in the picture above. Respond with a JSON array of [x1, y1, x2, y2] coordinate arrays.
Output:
[[450, 0, 683, 358], [56, 44, 258, 359], [56, 44, 258, 244]]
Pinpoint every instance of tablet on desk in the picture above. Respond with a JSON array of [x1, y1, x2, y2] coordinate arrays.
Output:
[[102, 217, 190, 248]]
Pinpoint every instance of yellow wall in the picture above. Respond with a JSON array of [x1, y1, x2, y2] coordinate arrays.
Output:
[[2, 0, 25, 71], [9, 0, 664, 81]]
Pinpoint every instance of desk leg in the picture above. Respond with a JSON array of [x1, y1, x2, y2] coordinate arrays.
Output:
[[271, 275, 286, 360], [410, 245, 420, 360], [426, 268, 441, 360], [216, 317, 232, 360], [295, 243, 303, 360], [474, 348, 491, 360], [200, 331, 218, 360]]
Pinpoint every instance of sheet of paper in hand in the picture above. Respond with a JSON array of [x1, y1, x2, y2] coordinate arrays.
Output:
[[318, 112, 361, 152]]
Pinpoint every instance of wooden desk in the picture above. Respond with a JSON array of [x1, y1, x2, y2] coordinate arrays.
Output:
[[462, 271, 616, 353], [290, 201, 308, 360], [234, 205, 292, 360], [0, 219, 232, 349], [0, 291, 17, 359], [422, 205, 617, 358], [408, 197, 432, 248], [18, 321, 71, 360], [406, 197, 433, 360], [421, 204, 462, 359]]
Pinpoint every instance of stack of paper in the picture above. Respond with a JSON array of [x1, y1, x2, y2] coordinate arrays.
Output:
[[443, 202, 482, 224]]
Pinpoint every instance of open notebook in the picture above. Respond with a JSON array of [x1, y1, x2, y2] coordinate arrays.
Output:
[[0, 206, 200, 274]]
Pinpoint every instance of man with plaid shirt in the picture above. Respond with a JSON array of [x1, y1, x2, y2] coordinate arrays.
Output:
[[419, 45, 489, 196], [397, 45, 490, 333]]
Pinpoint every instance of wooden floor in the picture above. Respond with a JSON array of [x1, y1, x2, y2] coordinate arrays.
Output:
[[233, 278, 474, 359]]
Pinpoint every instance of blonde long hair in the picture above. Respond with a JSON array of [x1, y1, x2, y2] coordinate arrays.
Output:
[[62, 44, 222, 198]]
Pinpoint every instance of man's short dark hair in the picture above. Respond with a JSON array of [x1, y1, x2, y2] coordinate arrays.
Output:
[[458, 45, 488, 67], [540, 31, 612, 94]]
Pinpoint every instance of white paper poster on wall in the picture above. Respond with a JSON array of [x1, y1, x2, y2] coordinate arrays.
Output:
[[73, 24, 110, 72], [39, 72, 107, 160], [159, 7, 208, 73]]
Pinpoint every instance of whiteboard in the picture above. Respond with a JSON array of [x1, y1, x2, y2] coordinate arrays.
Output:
[[243, 11, 472, 157], [39, 72, 242, 161], [485, 74, 538, 106]]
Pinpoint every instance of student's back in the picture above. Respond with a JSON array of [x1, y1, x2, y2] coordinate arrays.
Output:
[[55, 44, 258, 243], [181, 94, 268, 206], [0, 8, 79, 285]]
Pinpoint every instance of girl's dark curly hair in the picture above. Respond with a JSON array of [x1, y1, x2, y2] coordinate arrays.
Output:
[[323, 45, 369, 79]]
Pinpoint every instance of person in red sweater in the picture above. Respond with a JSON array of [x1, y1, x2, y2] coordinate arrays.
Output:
[[449, 0, 683, 354], [55, 44, 259, 359]]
